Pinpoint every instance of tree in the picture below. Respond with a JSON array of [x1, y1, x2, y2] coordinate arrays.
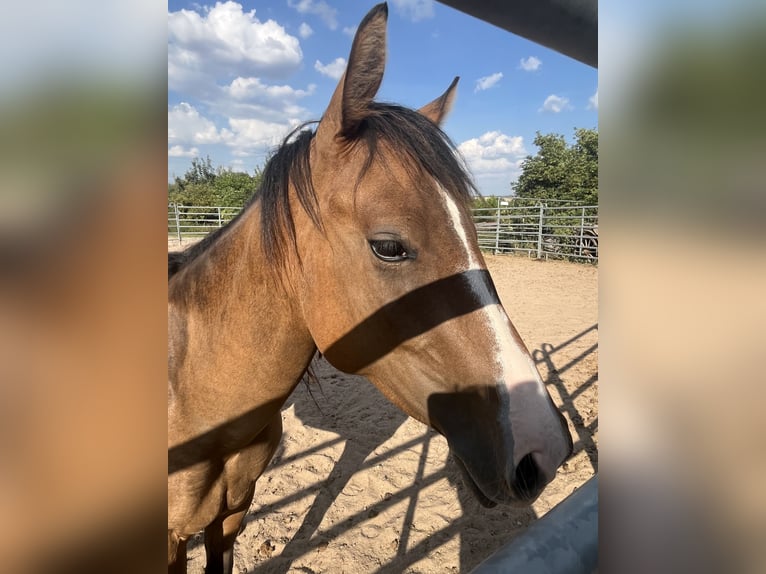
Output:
[[168, 156, 262, 208], [211, 168, 260, 207], [569, 128, 598, 204], [174, 156, 216, 190], [512, 128, 598, 204]]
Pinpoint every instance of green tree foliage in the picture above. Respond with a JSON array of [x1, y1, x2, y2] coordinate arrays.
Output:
[[512, 128, 598, 204], [211, 169, 260, 206], [177, 156, 216, 188], [472, 196, 503, 209], [168, 156, 262, 207]]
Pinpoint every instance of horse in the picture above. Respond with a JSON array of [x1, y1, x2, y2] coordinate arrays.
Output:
[[168, 4, 573, 572]]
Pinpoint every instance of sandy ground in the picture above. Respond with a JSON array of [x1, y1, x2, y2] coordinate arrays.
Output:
[[171, 239, 598, 573]]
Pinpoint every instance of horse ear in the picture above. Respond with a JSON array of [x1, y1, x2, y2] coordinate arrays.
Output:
[[316, 3, 388, 144], [419, 77, 459, 126]]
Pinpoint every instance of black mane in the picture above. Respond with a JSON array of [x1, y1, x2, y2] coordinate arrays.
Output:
[[168, 104, 477, 279]]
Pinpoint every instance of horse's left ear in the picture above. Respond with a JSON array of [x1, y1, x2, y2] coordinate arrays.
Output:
[[316, 3, 388, 146], [419, 76, 459, 126]]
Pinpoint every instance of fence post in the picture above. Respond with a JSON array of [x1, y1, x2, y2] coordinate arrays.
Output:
[[494, 201, 501, 254], [578, 207, 585, 258], [174, 203, 182, 244], [217, 206, 223, 228], [536, 203, 544, 259]]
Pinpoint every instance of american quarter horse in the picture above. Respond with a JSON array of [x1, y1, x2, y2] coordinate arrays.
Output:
[[168, 4, 573, 572]]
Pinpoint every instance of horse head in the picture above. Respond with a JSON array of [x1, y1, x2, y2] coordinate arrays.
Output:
[[274, 2, 573, 507]]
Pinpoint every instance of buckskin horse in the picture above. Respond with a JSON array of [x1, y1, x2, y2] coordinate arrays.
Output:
[[168, 4, 573, 572]]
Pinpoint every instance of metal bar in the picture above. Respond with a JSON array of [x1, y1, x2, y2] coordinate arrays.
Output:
[[471, 475, 598, 574], [494, 202, 501, 254], [174, 203, 181, 244], [536, 203, 544, 259]]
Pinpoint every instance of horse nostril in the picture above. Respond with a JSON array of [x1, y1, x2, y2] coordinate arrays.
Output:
[[513, 453, 545, 501]]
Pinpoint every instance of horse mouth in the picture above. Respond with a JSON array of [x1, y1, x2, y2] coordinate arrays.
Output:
[[452, 455, 497, 508]]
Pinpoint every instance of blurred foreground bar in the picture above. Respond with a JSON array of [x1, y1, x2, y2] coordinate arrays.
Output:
[[471, 476, 598, 574], [437, 0, 597, 67], [0, 1, 167, 571]]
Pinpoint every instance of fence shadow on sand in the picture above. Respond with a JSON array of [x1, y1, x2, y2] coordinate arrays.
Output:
[[180, 321, 598, 573], [234, 357, 536, 574]]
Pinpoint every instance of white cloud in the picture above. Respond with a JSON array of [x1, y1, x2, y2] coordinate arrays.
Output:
[[205, 75, 316, 131], [168, 2, 302, 91], [220, 117, 301, 155], [342, 25, 357, 37], [588, 89, 598, 110], [168, 101, 300, 158], [540, 94, 572, 113], [168, 145, 200, 158], [166, 3, 317, 164], [168, 102, 222, 145], [298, 22, 313, 38], [288, 0, 338, 30], [519, 56, 541, 72], [314, 57, 346, 80], [458, 131, 527, 177], [474, 72, 503, 93], [390, 0, 435, 22], [224, 76, 315, 102]]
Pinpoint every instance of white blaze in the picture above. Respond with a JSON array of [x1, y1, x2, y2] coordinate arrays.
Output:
[[442, 189, 480, 269], [439, 187, 552, 467]]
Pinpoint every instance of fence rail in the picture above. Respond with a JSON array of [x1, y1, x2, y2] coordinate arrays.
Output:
[[474, 202, 598, 262], [168, 204, 241, 243], [169, 199, 598, 263], [471, 475, 597, 574]]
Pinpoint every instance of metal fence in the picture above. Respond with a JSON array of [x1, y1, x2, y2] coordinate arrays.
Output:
[[169, 199, 598, 263], [168, 204, 241, 243], [473, 200, 598, 262]]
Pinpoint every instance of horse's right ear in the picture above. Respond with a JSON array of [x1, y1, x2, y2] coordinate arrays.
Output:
[[419, 77, 459, 126], [316, 3, 388, 147]]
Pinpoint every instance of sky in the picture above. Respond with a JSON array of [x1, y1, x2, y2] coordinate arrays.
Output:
[[168, 0, 598, 197]]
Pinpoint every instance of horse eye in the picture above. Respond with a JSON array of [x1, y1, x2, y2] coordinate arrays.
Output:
[[369, 239, 410, 262]]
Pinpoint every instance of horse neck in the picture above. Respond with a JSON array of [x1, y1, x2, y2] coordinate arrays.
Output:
[[168, 202, 316, 414]]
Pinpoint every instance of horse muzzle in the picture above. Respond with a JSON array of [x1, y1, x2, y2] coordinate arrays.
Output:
[[452, 448, 559, 508], [429, 384, 573, 507]]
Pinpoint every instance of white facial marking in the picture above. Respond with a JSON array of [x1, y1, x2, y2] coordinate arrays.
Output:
[[439, 187, 537, 384], [442, 190, 480, 269], [438, 184, 555, 469]]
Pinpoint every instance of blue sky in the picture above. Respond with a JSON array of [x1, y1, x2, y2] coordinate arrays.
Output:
[[168, 0, 597, 196]]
